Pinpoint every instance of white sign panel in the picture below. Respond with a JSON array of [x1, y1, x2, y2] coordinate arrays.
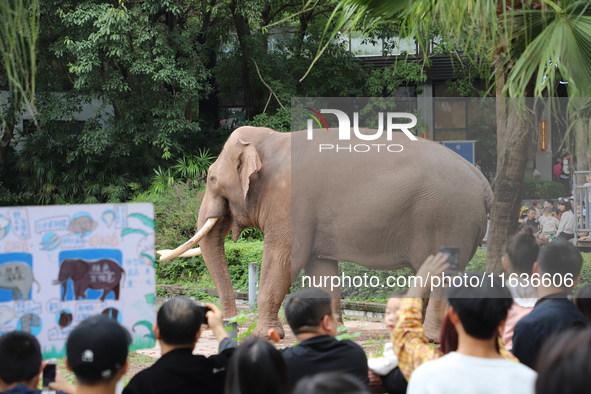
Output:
[[0, 203, 156, 358]]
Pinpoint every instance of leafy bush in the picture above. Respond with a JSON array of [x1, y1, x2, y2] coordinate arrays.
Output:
[[133, 182, 204, 279], [522, 174, 565, 199]]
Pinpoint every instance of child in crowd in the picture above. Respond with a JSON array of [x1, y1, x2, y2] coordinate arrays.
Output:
[[501, 229, 539, 350], [523, 209, 540, 234], [530, 201, 541, 218], [368, 294, 403, 374], [391, 254, 516, 382], [368, 293, 407, 394], [537, 207, 560, 244], [556, 198, 576, 241]]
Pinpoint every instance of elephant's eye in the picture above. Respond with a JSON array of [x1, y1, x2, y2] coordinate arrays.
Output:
[[209, 176, 217, 186]]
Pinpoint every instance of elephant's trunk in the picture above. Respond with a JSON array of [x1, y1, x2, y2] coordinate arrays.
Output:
[[159, 218, 218, 260], [198, 213, 237, 319]]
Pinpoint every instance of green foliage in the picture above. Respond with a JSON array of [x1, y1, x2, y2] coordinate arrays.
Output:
[[335, 325, 361, 341], [247, 107, 291, 132], [151, 150, 215, 194], [183, 288, 217, 304], [576, 252, 591, 291], [465, 247, 487, 273], [226, 311, 257, 341], [522, 175, 565, 200], [365, 61, 426, 97]]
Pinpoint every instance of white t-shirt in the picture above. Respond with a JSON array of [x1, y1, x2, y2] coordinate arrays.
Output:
[[558, 210, 575, 234], [368, 341, 398, 375], [407, 352, 536, 394], [539, 215, 559, 234]]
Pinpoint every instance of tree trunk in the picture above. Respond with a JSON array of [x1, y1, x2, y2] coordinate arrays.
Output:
[[575, 116, 589, 185], [486, 104, 533, 274], [495, 60, 507, 169], [230, 1, 254, 118]]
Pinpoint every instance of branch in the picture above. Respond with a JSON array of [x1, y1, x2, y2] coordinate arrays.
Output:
[[249, 57, 285, 109], [264, 3, 301, 25]]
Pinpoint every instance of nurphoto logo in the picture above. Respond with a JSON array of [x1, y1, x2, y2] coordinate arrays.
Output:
[[305, 108, 418, 153]]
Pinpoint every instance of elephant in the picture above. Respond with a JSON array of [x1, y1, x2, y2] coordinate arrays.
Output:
[[160, 126, 492, 339], [53, 258, 125, 301], [0, 262, 39, 301], [20, 313, 41, 334]]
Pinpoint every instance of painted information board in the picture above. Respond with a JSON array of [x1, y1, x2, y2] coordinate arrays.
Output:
[[0, 203, 156, 358]]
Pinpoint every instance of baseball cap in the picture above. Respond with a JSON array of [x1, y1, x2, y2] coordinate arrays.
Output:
[[67, 315, 131, 382]]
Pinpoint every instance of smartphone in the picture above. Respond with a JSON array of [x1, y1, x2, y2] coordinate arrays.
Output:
[[196, 305, 211, 317], [42, 359, 57, 388], [440, 246, 460, 276]]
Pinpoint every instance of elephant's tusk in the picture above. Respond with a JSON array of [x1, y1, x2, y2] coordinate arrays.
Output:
[[157, 247, 202, 258], [159, 218, 218, 260]]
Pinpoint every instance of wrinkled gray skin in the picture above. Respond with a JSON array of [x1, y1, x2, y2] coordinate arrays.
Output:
[[197, 126, 492, 339], [0, 262, 38, 301]]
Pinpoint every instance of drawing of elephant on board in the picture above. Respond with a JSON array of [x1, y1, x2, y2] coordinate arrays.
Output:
[[53, 259, 125, 301], [0, 262, 39, 301]]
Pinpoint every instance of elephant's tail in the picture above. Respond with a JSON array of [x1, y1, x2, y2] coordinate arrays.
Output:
[[484, 181, 494, 214], [469, 163, 494, 214]]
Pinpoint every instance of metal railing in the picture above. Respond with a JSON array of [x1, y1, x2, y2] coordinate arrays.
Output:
[[573, 171, 591, 246]]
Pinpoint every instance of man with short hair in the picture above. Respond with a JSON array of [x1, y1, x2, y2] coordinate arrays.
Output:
[[122, 297, 236, 394], [281, 288, 368, 391], [0, 331, 73, 394], [512, 240, 589, 368], [66, 314, 131, 394], [407, 274, 536, 394]]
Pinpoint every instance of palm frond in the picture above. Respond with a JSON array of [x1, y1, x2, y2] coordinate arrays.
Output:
[[506, 3, 591, 97]]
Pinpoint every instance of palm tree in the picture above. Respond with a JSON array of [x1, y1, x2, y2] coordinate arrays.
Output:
[[309, 0, 591, 273], [0, 0, 39, 162]]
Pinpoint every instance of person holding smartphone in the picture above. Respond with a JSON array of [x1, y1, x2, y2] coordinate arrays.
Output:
[[391, 252, 517, 381], [123, 297, 236, 394], [0, 331, 74, 394]]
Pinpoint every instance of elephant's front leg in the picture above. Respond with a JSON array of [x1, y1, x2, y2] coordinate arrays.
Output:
[[252, 240, 293, 339], [304, 258, 342, 323]]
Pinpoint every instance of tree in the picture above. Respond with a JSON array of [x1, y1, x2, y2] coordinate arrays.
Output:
[[0, 0, 39, 162], [316, 0, 591, 273]]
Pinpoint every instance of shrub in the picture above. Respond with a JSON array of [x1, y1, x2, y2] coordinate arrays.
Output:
[[522, 174, 564, 199]]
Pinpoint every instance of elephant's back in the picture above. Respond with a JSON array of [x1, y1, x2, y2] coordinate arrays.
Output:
[[290, 129, 489, 270]]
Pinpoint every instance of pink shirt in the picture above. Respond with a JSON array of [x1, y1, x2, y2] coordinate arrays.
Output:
[[503, 302, 534, 351]]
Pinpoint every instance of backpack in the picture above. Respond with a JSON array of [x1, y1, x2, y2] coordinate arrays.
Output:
[[553, 160, 563, 179]]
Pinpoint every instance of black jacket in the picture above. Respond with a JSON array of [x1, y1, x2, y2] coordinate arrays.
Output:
[[123, 338, 236, 394], [280, 335, 368, 391], [512, 293, 588, 369]]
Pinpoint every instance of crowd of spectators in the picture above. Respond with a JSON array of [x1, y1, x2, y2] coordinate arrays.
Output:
[[0, 239, 590, 394]]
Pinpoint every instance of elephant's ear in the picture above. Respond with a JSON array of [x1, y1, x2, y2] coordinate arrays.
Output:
[[238, 139, 261, 199], [73, 260, 89, 281]]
